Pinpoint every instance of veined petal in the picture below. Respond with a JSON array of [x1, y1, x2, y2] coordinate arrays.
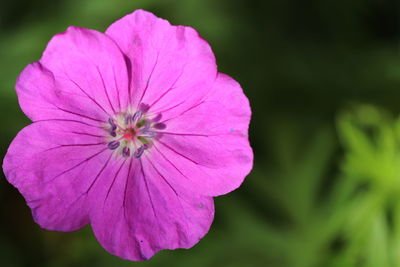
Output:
[[149, 73, 253, 196], [106, 9, 217, 118], [3, 10, 253, 262], [17, 26, 129, 122], [2, 120, 110, 231], [89, 158, 214, 261]]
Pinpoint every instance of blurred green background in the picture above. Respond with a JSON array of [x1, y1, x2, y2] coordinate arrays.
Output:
[[1, 0, 400, 266]]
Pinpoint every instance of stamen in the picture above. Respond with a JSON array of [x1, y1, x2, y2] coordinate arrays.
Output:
[[134, 144, 148, 158], [106, 106, 164, 158], [108, 141, 120, 150], [125, 114, 132, 125], [142, 121, 151, 132], [152, 113, 162, 122], [153, 122, 166, 130], [132, 111, 142, 124], [140, 130, 157, 138], [139, 103, 150, 112], [108, 118, 117, 130], [122, 147, 130, 158]]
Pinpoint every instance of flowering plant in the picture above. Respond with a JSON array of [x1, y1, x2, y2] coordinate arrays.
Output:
[[2, 10, 253, 260]]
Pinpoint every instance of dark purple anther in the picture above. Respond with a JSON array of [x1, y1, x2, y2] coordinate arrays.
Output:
[[108, 118, 117, 130], [133, 145, 147, 158], [108, 141, 120, 150], [122, 147, 130, 158], [139, 103, 150, 112], [110, 130, 117, 137], [125, 114, 132, 125], [153, 122, 166, 130], [152, 113, 162, 122], [132, 111, 142, 124]]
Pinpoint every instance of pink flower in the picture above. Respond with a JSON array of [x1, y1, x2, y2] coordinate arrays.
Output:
[[2, 10, 253, 260]]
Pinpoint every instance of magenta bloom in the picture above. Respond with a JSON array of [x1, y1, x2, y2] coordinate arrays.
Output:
[[2, 10, 253, 260]]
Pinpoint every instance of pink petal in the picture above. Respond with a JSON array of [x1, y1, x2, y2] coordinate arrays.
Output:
[[4, 10, 252, 262], [149, 73, 253, 196], [89, 158, 214, 261], [105, 10, 217, 119], [2, 120, 110, 231], [17, 26, 129, 122]]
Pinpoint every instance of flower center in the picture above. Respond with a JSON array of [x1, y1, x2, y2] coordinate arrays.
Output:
[[123, 128, 135, 141], [105, 104, 165, 158]]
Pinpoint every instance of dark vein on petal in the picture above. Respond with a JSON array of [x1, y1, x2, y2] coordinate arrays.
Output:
[[66, 75, 111, 117], [158, 132, 214, 137], [148, 67, 185, 109], [44, 142, 105, 152], [149, 87, 173, 110], [150, 100, 186, 115], [137, 52, 159, 108], [184, 100, 206, 112], [51, 104, 104, 122], [104, 159, 127, 205], [145, 156, 179, 197], [47, 148, 108, 183], [158, 140, 200, 165], [123, 55, 133, 106], [69, 131, 104, 138], [86, 152, 113, 194], [144, 155, 191, 239], [112, 66, 122, 111], [47, 151, 110, 223], [139, 159, 158, 219], [123, 159, 134, 222], [34, 119, 100, 128], [161, 100, 205, 123], [96, 66, 116, 114], [153, 144, 189, 180]]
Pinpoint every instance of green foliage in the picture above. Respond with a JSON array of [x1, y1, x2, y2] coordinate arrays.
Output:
[[333, 105, 400, 267]]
